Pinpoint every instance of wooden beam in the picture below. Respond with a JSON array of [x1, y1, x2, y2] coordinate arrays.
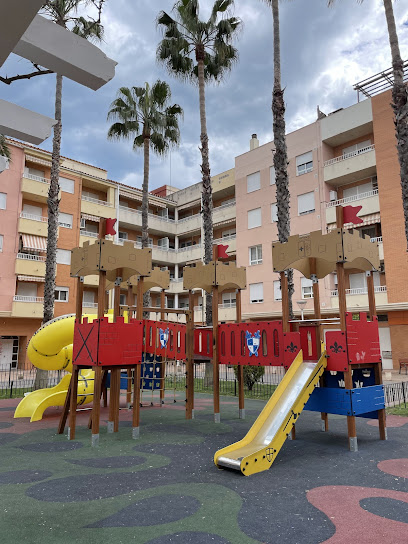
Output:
[[280, 272, 290, 333], [136, 277, 144, 320], [236, 290, 245, 419], [212, 285, 220, 422], [186, 291, 195, 420], [75, 276, 83, 321], [68, 366, 79, 440], [336, 262, 347, 332], [367, 272, 377, 319], [132, 364, 141, 438]]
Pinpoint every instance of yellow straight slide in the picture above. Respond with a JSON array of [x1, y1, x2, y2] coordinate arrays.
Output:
[[214, 350, 327, 476]]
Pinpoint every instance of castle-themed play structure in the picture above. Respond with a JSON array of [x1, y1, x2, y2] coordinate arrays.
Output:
[[15, 206, 387, 476]]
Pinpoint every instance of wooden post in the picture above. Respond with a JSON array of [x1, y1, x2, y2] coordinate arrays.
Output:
[[57, 378, 72, 435], [159, 289, 166, 404], [212, 285, 220, 423], [336, 263, 347, 332], [108, 270, 123, 433], [236, 289, 245, 419], [76, 276, 84, 321], [367, 271, 377, 320], [68, 366, 79, 440], [136, 277, 144, 320], [126, 284, 133, 407], [280, 272, 290, 333], [186, 290, 195, 420], [132, 364, 141, 438], [374, 361, 387, 440]]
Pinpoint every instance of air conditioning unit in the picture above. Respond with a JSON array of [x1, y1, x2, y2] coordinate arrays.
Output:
[[329, 190, 337, 201]]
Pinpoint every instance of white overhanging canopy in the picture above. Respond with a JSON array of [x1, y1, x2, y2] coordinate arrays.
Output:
[[0, 2, 117, 144]]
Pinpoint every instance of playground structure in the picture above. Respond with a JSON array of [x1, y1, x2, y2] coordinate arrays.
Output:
[[15, 206, 387, 476]]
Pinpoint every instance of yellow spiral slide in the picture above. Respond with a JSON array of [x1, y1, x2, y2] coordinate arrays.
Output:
[[14, 314, 98, 422]]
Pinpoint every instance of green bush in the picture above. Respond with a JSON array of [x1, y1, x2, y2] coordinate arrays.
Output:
[[233, 365, 265, 391]]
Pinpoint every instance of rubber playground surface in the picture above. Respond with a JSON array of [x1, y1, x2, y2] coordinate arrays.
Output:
[[0, 392, 407, 544]]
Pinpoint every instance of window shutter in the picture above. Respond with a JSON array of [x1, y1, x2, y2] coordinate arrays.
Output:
[[271, 203, 278, 222], [298, 192, 315, 215], [250, 282, 263, 303], [270, 166, 276, 185], [247, 171, 261, 193], [56, 249, 71, 265], [248, 208, 262, 229], [59, 177, 75, 194], [273, 280, 282, 300], [349, 273, 366, 290], [301, 277, 313, 289], [58, 212, 73, 228], [296, 151, 313, 167]]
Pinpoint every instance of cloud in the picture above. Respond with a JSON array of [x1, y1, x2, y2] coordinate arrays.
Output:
[[1, 0, 407, 190]]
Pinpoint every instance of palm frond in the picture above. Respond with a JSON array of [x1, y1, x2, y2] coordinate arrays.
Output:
[[0, 135, 11, 160]]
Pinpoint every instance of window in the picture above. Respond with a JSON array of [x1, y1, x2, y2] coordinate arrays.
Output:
[[118, 231, 128, 240], [58, 212, 73, 228], [298, 192, 315, 215], [158, 237, 169, 249], [0, 234, 3, 252], [301, 277, 314, 299], [56, 249, 71, 265], [274, 280, 282, 301], [82, 190, 99, 200], [119, 200, 128, 208], [349, 272, 380, 291], [248, 208, 262, 229], [271, 203, 278, 222], [136, 236, 153, 246], [26, 167, 45, 178], [59, 177, 74, 194], [222, 292, 236, 307], [296, 151, 313, 176], [55, 287, 69, 302], [343, 181, 373, 200], [0, 193, 6, 209], [23, 204, 42, 218], [250, 282, 264, 303], [82, 291, 95, 304], [342, 139, 371, 157], [247, 171, 260, 193], [249, 245, 262, 265], [119, 293, 127, 306], [222, 228, 236, 239], [17, 283, 37, 297], [270, 166, 276, 185], [158, 208, 169, 218]]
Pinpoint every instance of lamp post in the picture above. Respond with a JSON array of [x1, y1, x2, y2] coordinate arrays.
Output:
[[296, 299, 308, 321]]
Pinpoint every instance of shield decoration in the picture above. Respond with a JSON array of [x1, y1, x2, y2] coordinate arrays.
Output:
[[246, 330, 261, 357], [159, 328, 169, 349]]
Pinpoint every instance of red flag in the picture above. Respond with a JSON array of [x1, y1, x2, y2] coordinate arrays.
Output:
[[105, 218, 117, 236], [343, 205, 363, 225], [217, 244, 229, 259]]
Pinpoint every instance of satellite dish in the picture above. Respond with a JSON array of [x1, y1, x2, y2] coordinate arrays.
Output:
[[0, 155, 9, 174]]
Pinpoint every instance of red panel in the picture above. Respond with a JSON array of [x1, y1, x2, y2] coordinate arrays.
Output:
[[143, 320, 186, 360], [73, 318, 144, 367], [326, 330, 348, 371], [299, 326, 318, 361], [194, 327, 213, 359], [345, 312, 381, 365], [73, 317, 98, 366], [283, 332, 301, 369], [218, 321, 285, 366]]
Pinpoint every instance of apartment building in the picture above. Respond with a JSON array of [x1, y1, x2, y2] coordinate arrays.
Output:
[[236, 80, 407, 370], [0, 141, 237, 369]]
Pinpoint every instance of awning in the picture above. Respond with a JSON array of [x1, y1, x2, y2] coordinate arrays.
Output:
[[21, 234, 47, 251], [328, 212, 381, 232], [17, 275, 45, 282], [81, 213, 100, 222]]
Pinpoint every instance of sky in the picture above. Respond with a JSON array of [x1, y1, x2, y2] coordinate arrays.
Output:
[[1, 0, 407, 191]]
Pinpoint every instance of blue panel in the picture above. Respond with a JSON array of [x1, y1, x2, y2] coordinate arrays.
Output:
[[141, 361, 162, 391], [323, 368, 376, 388], [350, 385, 385, 415], [305, 388, 353, 416]]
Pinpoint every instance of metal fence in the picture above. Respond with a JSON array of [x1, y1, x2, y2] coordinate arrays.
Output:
[[0, 367, 65, 399], [383, 382, 408, 407]]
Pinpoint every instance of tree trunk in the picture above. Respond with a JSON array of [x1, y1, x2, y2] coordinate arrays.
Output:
[[35, 73, 63, 390], [196, 49, 213, 327], [271, 0, 294, 319], [141, 134, 151, 314], [382, 0, 408, 248]]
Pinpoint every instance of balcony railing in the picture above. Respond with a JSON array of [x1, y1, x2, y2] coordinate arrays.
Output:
[[370, 236, 383, 243], [20, 211, 48, 223], [17, 253, 46, 262], [330, 285, 387, 297], [213, 234, 236, 243], [13, 295, 44, 303], [81, 195, 112, 207], [178, 243, 201, 252], [24, 173, 50, 184], [178, 213, 200, 224], [119, 206, 176, 223], [80, 230, 99, 238], [219, 302, 237, 309], [324, 144, 375, 167], [83, 302, 98, 308], [326, 189, 379, 208]]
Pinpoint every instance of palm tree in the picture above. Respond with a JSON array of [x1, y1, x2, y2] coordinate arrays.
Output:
[[157, 0, 241, 324], [263, 0, 294, 318], [327, 0, 408, 246], [0, 135, 10, 160], [107, 81, 183, 306], [34, 0, 104, 389]]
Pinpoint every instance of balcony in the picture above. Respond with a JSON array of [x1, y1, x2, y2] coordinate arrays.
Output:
[[177, 213, 201, 234], [213, 234, 236, 255], [119, 206, 177, 235], [213, 200, 236, 226], [83, 275, 99, 286], [21, 173, 50, 203], [79, 230, 99, 246], [83, 302, 98, 309], [326, 190, 380, 225], [371, 237, 384, 260], [323, 145, 376, 187], [12, 295, 44, 318], [219, 302, 237, 322], [177, 243, 203, 263], [18, 212, 49, 237], [81, 195, 114, 219], [320, 99, 373, 147], [15, 253, 46, 276], [330, 285, 388, 310], [168, 278, 185, 294]]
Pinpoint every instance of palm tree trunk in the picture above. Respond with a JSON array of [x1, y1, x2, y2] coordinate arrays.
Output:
[[271, 0, 294, 319], [382, 0, 408, 247], [196, 48, 214, 327], [35, 73, 63, 390], [141, 135, 151, 312]]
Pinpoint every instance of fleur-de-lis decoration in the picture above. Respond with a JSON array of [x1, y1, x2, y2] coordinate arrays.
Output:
[[287, 342, 297, 353], [330, 342, 344, 354]]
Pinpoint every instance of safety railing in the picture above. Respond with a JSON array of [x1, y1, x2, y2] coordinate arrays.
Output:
[[16, 253, 46, 262], [24, 173, 50, 184], [370, 236, 383, 243], [324, 144, 375, 167], [326, 189, 379, 208], [13, 295, 44, 303], [19, 212, 48, 223], [330, 285, 387, 296], [81, 195, 113, 207], [80, 230, 99, 238], [213, 234, 236, 243]]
